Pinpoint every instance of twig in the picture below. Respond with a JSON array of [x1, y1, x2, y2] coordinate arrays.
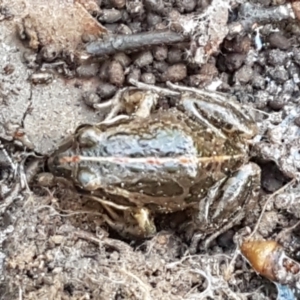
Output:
[[85, 30, 188, 56], [120, 268, 152, 300], [0, 181, 22, 213], [85, 3, 298, 58]]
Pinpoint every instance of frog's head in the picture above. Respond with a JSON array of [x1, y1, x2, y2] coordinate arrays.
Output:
[[48, 125, 105, 188]]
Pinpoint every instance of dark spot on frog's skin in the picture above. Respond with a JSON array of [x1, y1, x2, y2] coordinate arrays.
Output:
[[205, 161, 214, 173]]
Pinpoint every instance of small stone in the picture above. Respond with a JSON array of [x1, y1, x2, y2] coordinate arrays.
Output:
[[36, 172, 55, 187], [282, 80, 295, 95], [98, 61, 110, 81], [223, 36, 251, 53], [127, 0, 144, 17]]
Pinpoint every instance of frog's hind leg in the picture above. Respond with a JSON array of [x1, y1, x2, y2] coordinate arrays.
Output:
[[192, 162, 261, 252]]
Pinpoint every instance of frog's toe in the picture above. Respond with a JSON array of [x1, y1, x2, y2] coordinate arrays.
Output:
[[133, 207, 156, 237], [94, 87, 128, 122]]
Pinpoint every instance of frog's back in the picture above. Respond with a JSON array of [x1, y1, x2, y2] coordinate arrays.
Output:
[[78, 110, 246, 187]]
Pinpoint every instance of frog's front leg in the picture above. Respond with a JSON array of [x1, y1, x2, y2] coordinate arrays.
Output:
[[93, 84, 160, 124], [192, 162, 261, 251]]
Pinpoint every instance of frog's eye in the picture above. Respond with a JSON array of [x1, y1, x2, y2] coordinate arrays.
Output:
[[223, 123, 234, 133], [77, 127, 101, 148], [77, 168, 100, 191]]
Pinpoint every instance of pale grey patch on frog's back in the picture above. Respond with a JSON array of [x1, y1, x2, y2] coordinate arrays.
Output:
[[73, 115, 201, 190]]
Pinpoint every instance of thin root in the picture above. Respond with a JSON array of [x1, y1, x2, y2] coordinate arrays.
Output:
[[249, 178, 297, 239]]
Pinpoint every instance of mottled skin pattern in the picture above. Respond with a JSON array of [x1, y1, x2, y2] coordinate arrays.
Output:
[[48, 82, 261, 242]]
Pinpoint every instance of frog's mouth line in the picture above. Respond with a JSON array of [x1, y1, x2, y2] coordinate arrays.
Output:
[[59, 154, 245, 166]]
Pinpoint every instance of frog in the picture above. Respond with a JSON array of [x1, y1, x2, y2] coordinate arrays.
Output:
[[47, 78, 261, 248]]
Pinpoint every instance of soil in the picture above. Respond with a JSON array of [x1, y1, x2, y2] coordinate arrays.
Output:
[[1, 0, 300, 299]]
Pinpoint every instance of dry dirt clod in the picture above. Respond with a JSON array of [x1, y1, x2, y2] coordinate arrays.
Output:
[[98, 8, 122, 23], [234, 65, 254, 84], [144, 0, 165, 13], [110, 0, 126, 9], [115, 23, 133, 35], [223, 53, 246, 71], [152, 45, 168, 61], [146, 12, 162, 28], [76, 63, 99, 78], [126, 67, 141, 83], [108, 60, 125, 86], [97, 82, 118, 100], [161, 63, 187, 82], [113, 52, 131, 68], [267, 32, 291, 50], [98, 60, 110, 81], [223, 36, 251, 54], [134, 50, 154, 68], [178, 0, 197, 13], [167, 48, 183, 64], [141, 72, 156, 84], [82, 91, 101, 107]]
